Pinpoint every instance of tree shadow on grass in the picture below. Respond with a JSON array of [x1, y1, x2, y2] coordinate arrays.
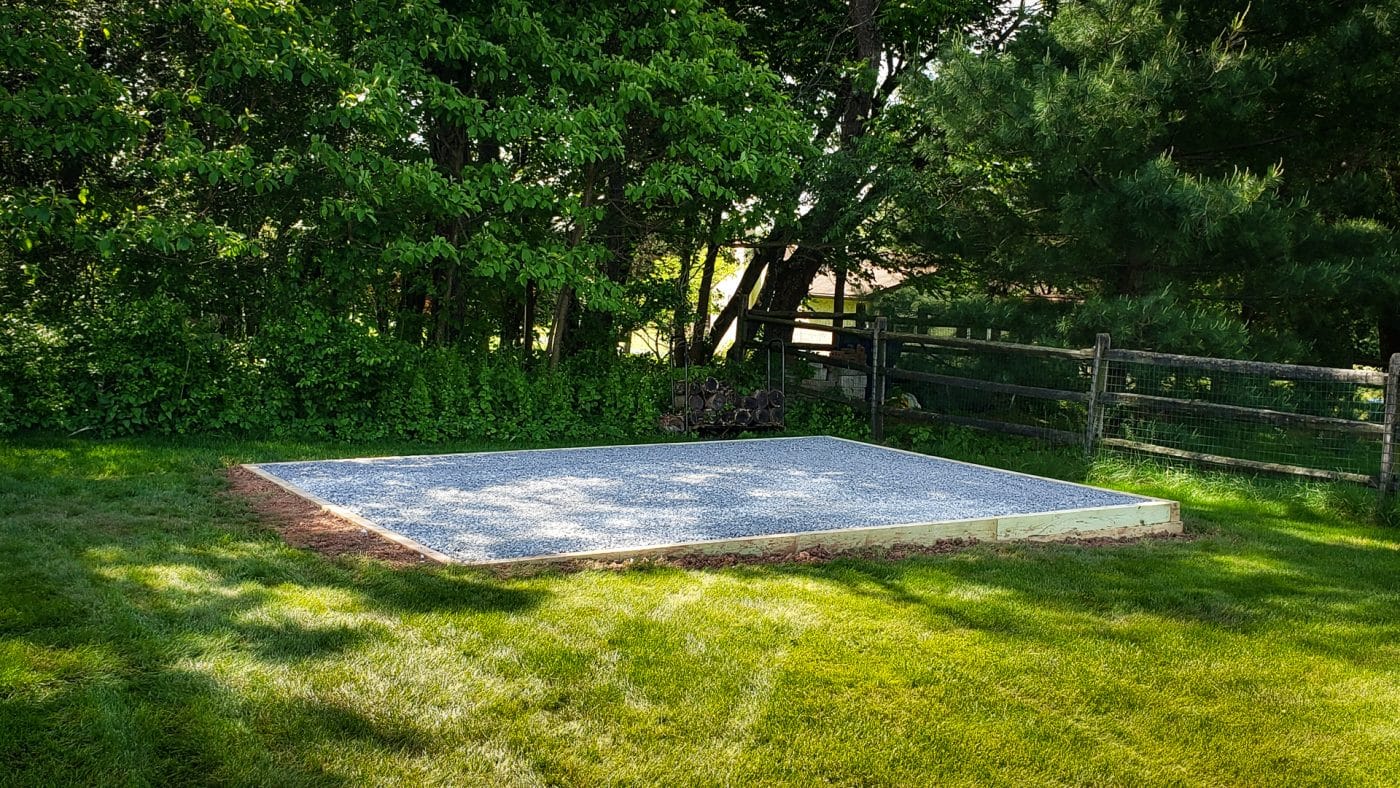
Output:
[[735, 489, 1400, 668], [3, 542, 543, 784], [1, 659, 433, 786], [236, 619, 379, 662], [0, 465, 547, 786]]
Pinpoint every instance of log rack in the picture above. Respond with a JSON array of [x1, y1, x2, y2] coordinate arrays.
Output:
[[665, 340, 787, 436]]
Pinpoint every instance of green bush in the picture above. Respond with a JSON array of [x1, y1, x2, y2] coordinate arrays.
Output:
[[251, 310, 412, 439], [0, 305, 668, 443], [385, 349, 665, 444], [0, 314, 77, 433], [75, 298, 263, 436], [781, 397, 869, 439], [1, 298, 258, 436]]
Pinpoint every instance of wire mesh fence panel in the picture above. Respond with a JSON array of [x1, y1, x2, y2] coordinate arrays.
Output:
[[1100, 356, 1387, 480], [879, 330, 1093, 447], [751, 310, 1393, 489]]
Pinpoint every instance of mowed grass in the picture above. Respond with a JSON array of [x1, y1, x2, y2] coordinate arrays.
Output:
[[2, 432, 1398, 786]]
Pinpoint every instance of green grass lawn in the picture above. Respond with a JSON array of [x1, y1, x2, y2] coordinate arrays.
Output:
[[2, 431, 1398, 786]]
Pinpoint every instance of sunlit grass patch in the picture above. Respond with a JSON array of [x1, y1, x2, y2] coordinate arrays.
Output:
[[2, 433, 1398, 785]]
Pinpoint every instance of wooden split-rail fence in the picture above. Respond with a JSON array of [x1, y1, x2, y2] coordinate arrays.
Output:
[[737, 306, 1400, 502]]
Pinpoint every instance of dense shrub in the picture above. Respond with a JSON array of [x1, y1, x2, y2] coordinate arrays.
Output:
[[0, 315, 75, 433], [0, 307, 667, 442]]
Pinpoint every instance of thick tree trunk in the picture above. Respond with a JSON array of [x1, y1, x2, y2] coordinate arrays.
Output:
[[1380, 310, 1400, 365], [742, 0, 882, 349], [698, 240, 780, 362], [842, 0, 881, 139], [752, 245, 825, 344]]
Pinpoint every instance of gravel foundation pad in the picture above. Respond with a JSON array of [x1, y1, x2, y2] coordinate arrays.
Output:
[[245, 436, 1171, 565]]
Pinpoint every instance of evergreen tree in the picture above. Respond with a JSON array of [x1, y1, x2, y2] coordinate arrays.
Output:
[[901, 0, 1400, 363]]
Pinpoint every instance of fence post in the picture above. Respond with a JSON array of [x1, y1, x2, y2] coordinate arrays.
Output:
[[871, 316, 887, 442], [1083, 333, 1112, 458], [1381, 352, 1400, 504], [832, 268, 847, 350]]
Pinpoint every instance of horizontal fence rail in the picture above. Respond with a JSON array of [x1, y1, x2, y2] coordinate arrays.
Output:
[[742, 308, 1400, 497], [886, 407, 1084, 445], [883, 367, 1090, 404], [883, 331, 1094, 360], [1106, 348, 1387, 386], [743, 313, 875, 340], [1097, 438, 1377, 485], [1100, 391, 1386, 434]]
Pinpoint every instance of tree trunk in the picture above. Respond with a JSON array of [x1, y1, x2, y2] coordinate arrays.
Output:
[[499, 288, 523, 350], [432, 265, 456, 346], [546, 286, 574, 368], [1114, 249, 1149, 297], [572, 158, 634, 355], [688, 209, 724, 364], [546, 164, 598, 367], [671, 213, 699, 366], [397, 283, 428, 344], [522, 279, 538, 354], [752, 245, 825, 344], [742, 0, 883, 348]]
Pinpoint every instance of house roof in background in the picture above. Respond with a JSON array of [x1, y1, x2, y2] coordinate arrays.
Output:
[[808, 265, 906, 299]]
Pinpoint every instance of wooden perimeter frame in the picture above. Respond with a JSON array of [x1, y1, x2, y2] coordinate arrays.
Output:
[[241, 436, 1181, 568], [239, 462, 456, 564]]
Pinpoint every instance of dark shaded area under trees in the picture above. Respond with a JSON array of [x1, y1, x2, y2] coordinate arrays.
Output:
[[2, 0, 1397, 437]]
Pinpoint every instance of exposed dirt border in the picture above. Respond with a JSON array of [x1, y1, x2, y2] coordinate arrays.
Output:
[[228, 465, 1194, 574], [537, 530, 1197, 575], [227, 465, 434, 567]]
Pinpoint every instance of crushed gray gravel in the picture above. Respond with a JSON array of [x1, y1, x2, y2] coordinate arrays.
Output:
[[251, 436, 1149, 563]]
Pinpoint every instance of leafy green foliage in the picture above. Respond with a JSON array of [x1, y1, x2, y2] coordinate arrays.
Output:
[[4, 0, 1399, 440], [879, 288, 1310, 358], [0, 0, 811, 437], [781, 397, 871, 439]]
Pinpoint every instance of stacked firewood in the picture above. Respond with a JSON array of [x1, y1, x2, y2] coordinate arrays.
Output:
[[670, 378, 785, 429]]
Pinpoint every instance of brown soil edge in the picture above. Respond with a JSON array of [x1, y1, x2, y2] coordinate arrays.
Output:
[[227, 466, 1194, 574], [543, 530, 1197, 575], [226, 466, 433, 567]]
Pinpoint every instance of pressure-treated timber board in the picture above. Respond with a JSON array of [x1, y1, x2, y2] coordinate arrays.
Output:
[[994, 501, 1178, 541], [467, 517, 1005, 568], [243, 436, 1180, 566], [239, 462, 457, 564]]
